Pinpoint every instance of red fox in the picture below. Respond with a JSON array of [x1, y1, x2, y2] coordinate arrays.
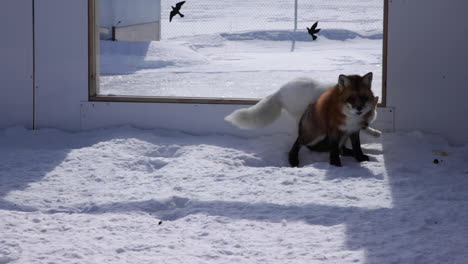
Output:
[[224, 75, 380, 138], [288, 72, 376, 167]]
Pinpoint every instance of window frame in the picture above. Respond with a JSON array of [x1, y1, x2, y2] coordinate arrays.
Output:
[[88, 0, 388, 107]]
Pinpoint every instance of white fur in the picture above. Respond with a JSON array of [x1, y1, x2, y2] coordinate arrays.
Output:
[[339, 104, 366, 134], [225, 77, 381, 136], [225, 78, 332, 129], [361, 101, 382, 138], [364, 127, 382, 137]]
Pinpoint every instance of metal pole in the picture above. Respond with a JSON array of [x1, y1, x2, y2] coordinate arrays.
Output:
[[294, 0, 298, 31]]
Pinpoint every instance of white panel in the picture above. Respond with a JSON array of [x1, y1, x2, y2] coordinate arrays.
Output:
[[373, 107, 394, 133], [34, 0, 88, 130], [0, 0, 33, 128], [81, 102, 394, 137], [387, 0, 468, 144], [100, 0, 115, 28], [115, 22, 160, 41], [112, 0, 161, 27], [81, 102, 292, 137], [100, 0, 161, 28]]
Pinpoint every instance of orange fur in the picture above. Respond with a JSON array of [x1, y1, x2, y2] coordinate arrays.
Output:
[[298, 85, 346, 145], [289, 73, 376, 167]]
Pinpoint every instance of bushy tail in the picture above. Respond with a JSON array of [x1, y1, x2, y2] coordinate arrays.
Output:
[[224, 93, 283, 129]]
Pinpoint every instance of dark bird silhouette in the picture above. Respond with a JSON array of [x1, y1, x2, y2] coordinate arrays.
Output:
[[307, 21, 321, 40], [170, 1, 186, 22]]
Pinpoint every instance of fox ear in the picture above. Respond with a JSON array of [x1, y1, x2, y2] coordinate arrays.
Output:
[[362, 72, 373, 88], [338, 74, 350, 91]]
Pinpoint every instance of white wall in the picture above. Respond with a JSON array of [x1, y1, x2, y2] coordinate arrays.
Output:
[[387, 0, 468, 144], [3, 0, 468, 144], [79, 102, 394, 138], [0, 0, 33, 129], [99, 0, 114, 29], [34, 0, 88, 131], [100, 0, 161, 28]]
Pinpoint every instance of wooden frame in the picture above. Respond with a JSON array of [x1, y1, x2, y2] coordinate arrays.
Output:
[[91, 95, 259, 105], [88, 0, 99, 99], [88, 0, 388, 106], [381, 0, 388, 107], [33, 0, 37, 128]]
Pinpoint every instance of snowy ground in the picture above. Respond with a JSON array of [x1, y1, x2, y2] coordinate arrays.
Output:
[[1, 126, 468, 263], [99, 0, 383, 100]]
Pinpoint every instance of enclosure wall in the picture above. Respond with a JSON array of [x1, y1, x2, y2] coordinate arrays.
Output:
[[386, 0, 468, 144], [2, 0, 468, 145], [34, 0, 89, 130], [0, 0, 34, 128]]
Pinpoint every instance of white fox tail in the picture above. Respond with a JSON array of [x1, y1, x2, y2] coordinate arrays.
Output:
[[224, 93, 283, 129]]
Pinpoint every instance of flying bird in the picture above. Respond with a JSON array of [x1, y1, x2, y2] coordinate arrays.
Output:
[[170, 1, 186, 22], [307, 21, 321, 40]]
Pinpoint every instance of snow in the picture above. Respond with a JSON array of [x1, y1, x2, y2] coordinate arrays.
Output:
[[1, 126, 468, 263], [2, 1, 465, 262], [99, 0, 383, 100]]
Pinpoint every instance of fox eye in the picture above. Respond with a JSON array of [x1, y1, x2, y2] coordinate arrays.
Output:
[[346, 96, 356, 103]]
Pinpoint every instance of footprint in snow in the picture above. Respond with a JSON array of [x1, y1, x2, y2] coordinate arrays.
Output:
[[146, 145, 182, 158]]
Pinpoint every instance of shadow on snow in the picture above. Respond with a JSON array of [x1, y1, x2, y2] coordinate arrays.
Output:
[[1, 128, 467, 263], [221, 29, 383, 42]]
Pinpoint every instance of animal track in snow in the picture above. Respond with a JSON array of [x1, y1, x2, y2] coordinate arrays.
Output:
[[145, 145, 182, 158]]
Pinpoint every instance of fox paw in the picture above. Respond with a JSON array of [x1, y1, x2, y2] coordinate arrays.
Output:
[[330, 158, 342, 167], [355, 154, 370, 162], [289, 157, 299, 167]]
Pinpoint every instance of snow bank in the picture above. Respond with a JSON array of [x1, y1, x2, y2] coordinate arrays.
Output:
[[100, 40, 208, 76]]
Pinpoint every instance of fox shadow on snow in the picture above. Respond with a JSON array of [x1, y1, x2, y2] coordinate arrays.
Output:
[[72, 134, 468, 263]]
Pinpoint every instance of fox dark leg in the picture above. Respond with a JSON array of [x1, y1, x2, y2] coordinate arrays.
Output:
[[306, 136, 330, 153], [288, 138, 302, 167], [349, 132, 369, 162], [339, 137, 354, 156], [341, 146, 354, 156], [329, 136, 342, 167]]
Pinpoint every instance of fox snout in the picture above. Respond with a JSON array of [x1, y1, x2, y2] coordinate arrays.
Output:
[[346, 101, 369, 116], [346, 101, 364, 112], [356, 106, 363, 115]]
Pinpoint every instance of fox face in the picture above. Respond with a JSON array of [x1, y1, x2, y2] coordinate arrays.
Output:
[[338, 72, 375, 116]]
